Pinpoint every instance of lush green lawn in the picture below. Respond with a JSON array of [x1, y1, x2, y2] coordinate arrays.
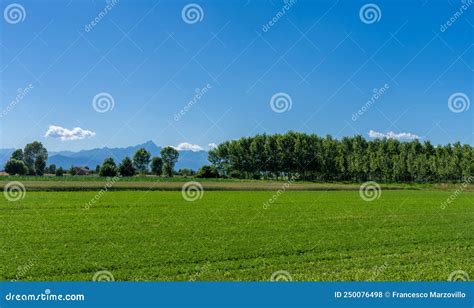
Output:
[[0, 190, 472, 281]]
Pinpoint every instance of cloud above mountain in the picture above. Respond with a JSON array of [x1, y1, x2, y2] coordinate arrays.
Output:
[[173, 142, 203, 152], [368, 130, 419, 140], [45, 125, 96, 141]]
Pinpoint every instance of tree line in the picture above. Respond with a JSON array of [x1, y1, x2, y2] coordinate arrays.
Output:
[[3, 142, 183, 177], [208, 132, 473, 182], [98, 146, 179, 177]]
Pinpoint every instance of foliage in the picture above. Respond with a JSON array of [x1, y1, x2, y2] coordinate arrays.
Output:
[[208, 132, 473, 182], [177, 168, 195, 177], [160, 147, 179, 177], [99, 157, 118, 177], [151, 157, 163, 176], [47, 164, 57, 174], [4, 159, 28, 175], [23, 141, 48, 175], [119, 157, 136, 177], [69, 166, 77, 176], [196, 165, 219, 178], [55, 167, 64, 177], [11, 149, 24, 161], [133, 148, 151, 173]]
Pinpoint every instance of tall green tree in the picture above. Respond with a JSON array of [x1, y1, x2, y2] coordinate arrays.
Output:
[[133, 148, 151, 174], [150, 157, 163, 176], [160, 147, 179, 177], [23, 141, 48, 175], [119, 157, 135, 177], [47, 164, 57, 174], [99, 157, 118, 177]]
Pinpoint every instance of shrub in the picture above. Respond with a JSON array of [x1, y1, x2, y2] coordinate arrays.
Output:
[[196, 165, 219, 178], [99, 157, 118, 177], [178, 168, 195, 177], [151, 157, 163, 176], [119, 157, 135, 177], [55, 167, 64, 177], [4, 159, 28, 175]]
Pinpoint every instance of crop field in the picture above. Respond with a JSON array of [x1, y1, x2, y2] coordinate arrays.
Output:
[[0, 187, 472, 282], [1, 177, 472, 192]]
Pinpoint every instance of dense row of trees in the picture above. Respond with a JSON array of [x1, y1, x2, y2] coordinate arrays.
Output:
[[208, 132, 473, 182], [99, 146, 180, 177], [4, 134, 472, 182], [3, 142, 182, 177]]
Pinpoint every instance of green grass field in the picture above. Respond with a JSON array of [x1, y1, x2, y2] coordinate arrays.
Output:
[[0, 188, 472, 281]]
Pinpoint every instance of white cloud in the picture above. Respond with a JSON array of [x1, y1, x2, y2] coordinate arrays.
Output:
[[45, 125, 96, 141], [368, 130, 420, 140], [173, 142, 203, 152], [208, 143, 218, 149]]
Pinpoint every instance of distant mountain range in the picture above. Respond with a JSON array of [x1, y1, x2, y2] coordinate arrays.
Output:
[[0, 141, 209, 171]]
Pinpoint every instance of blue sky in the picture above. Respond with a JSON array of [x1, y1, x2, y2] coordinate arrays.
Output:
[[1, 0, 472, 152]]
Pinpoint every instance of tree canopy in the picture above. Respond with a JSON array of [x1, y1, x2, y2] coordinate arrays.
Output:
[[151, 156, 163, 176], [23, 141, 48, 175], [119, 156, 135, 177], [99, 157, 118, 177], [133, 148, 151, 173], [160, 147, 179, 177], [208, 132, 473, 182]]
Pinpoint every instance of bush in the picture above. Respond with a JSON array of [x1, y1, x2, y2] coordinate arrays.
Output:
[[99, 157, 118, 177], [196, 165, 219, 178], [55, 167, 64, 177], [229, 170, 242, 179], [4, 159, 28, 175], [178, 168, 195, 177], [151, 157, 163, 176], [48, 164, 57, 174], [119, 157, 135, 177]]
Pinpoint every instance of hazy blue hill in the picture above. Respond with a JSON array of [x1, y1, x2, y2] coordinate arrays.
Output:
[[48, 140, 209, 170], [1, 141, 209, 171], [0, 148, 14, 166]]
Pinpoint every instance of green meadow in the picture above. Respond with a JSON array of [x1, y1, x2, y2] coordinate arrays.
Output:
[[0, 188, 472, 281]]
